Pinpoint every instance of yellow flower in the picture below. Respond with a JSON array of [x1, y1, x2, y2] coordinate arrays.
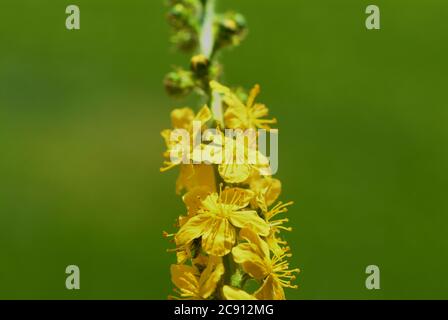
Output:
[[262, 201, 294, 257], [210, 81, 277, 130], [170, 256, 224, 299], [222, 286, 257, 300], [160, 106, 215, 194], [232, 228, 299, 300], [175, 188, 270, 256], [248, 173, 282, 211], [161, 105, 211, 172], [173, 186, 214, 264], [166, 185, 215, 264]]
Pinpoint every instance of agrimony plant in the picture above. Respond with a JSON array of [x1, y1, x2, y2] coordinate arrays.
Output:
[[161, 0, 299, 300]]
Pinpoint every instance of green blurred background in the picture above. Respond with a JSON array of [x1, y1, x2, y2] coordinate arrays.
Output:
[[1, 0, 447, 299]]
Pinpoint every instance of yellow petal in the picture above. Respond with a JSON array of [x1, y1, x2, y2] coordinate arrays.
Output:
[[175, 214, 212, 245], [265, 179, 281, 206], [210, 80, 231, 95], [250, 177, 282, 207], [176, 164, 216, 194], [254, 275, 285, 300], [195, 105, 212, 124], [200, 193, 220, 213], [170, 264, 200, 296], [220, 187, 254, 209], [232, 243, 268, 279], [239, 228, 270, 259], [202, 217, 236, 256], [223, 286, 257, 300], [198, 256, 225, 299], [246, 84, 260, 108], [218, 163, 251, 184], [171, 107, 195, 129], [228, 210, 270, 236], [182, 186, 213, 216], [210, 80, 246, 110], [224, 106, 249, 129]]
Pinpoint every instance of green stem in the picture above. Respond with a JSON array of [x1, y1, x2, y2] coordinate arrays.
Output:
[[199, 0, 223, 126], [240, 273, 249, 289], [223, 254, 233, 285], [200, 0, 216, 59]]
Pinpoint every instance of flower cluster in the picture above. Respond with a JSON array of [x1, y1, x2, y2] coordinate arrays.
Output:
[[161, 0, 299, 300]]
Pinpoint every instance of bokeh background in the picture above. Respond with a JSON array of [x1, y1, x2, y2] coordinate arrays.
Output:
[[1, 0, 447, 299]]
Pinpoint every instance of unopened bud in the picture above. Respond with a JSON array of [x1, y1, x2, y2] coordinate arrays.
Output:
[[190, 54, 210, 77], [167, 4, 189, 28], [216, 12, 248, 48], [164, 69, 195, 97]]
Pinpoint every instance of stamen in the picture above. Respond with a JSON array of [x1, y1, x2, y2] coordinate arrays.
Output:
[[163, 231, 175, 238], [160, 162, 177, 172], [277, 226, 293, 232]]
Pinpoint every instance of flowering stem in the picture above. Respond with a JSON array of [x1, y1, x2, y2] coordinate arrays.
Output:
[[164, 0, 298, 301]]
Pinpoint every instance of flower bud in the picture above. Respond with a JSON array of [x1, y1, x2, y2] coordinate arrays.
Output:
[[167, 1, 201, 29], [167, 4, 189, 28], [216, 12, 248, 49], [164, 69, 195, 97], [190, 54, 210, 77]]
